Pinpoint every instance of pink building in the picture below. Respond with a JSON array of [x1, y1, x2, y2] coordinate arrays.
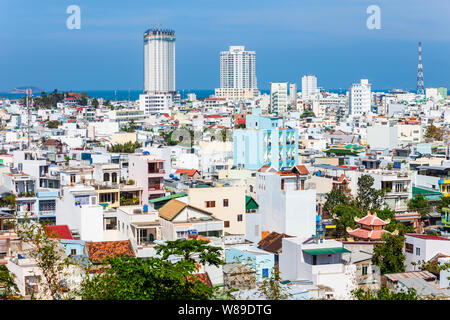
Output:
[[128, 154, 166, 205]]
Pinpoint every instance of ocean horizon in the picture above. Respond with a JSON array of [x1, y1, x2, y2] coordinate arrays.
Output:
[[0, 88, 396, 101]]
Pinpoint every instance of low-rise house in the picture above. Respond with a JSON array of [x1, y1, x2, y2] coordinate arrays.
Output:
[[404, 233, 450, 271], [225, 243, 275, 281], [279, 237, 356, 299], [158, 199, 224, 240], [223, 262, 257, 290]]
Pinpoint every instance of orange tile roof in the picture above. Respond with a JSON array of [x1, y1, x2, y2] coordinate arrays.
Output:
[[347, 228, 389, 240], [86, 240, 135, 261], [186, 273, 213, 288], [355, 213, 389, 226]]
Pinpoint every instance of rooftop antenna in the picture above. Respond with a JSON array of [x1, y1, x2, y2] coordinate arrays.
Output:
[[417, 42, 424, 95], [9, 86, 41, 150]]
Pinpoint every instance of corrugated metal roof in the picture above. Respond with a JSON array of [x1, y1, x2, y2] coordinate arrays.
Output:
[[384, 270, 436, 282]]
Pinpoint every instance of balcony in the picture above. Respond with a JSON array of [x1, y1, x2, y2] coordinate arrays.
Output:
[[148, 169, 165, 177]]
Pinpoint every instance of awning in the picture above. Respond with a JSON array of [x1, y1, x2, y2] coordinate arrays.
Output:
[[302, 247, 350, 255]]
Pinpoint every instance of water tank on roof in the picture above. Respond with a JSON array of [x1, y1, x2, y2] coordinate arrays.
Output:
[[143, 151, 150, 155], [169, 174, 174, 178]]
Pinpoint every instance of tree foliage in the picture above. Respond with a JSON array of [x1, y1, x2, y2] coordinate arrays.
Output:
[[47, 120, 61, 129], [352, 286, 419, 300], [78, 239, 224, 300], [107, 141, 141, 153], [323, 189, 350, 214], [355, 174, 385, 213], [0, 265, 21, 300], [407, 194, 431, 217], [372, 233, 406, 274], [424, 125, 444, 141]]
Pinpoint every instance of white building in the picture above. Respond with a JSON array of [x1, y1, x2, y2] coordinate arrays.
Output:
[[139, 92, 173, 115], [220, 46, 257, 90], [255, 165, 316, 240], [143, 28, 175, 93], [55, 185, 103, 241], [404, 234, 450, 272], [301, 75, 319, 100], [270, 82, 288, 115], [289, 83, 297, 104], [279, 237, 357, 299], [349, 79, 372, 115]]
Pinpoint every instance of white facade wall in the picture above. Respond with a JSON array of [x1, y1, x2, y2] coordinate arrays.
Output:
[[404, 235, 450, 271], [301, 75, 318, 100], [144, 29, 176, 93], [220, 46, 257, 89], [349, 79, 371, 115]]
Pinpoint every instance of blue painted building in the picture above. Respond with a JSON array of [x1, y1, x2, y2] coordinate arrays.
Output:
[[225, 244, 275, 281], [36, 190, 59, 223], [234, 108, 298, 170]]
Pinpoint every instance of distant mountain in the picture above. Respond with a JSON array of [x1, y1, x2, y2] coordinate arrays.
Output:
[[8, 86, 43, 94]]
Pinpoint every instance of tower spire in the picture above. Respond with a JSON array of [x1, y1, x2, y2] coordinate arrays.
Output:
[[417, 42, 424, 95]]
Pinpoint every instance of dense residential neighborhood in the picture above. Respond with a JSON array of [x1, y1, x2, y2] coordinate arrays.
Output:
[[1, 3, 450, 303]]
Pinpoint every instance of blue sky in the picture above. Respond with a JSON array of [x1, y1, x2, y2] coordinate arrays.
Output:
[[1, 0, 449, 91]]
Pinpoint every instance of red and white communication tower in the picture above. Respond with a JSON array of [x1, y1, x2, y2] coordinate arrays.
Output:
[[417, 42, 424, 95]]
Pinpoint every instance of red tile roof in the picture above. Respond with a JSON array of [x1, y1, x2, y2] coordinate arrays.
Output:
[[347, 228, 389, 240], [407, 234, 450, 241], [86, 240, 135, 261], [258, 232, 294, 253], [44, 225, 74, 240], [175, 169, 199, 177], [355, 213, 389, 226], [186, 273, 213, 287], [294, 165, 310, 175]]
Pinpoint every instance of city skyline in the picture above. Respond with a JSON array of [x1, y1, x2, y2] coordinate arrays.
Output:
[[1, 0, 450, 92]]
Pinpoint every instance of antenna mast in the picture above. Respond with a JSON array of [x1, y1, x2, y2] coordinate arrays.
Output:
[[417, 42, 424, 95]]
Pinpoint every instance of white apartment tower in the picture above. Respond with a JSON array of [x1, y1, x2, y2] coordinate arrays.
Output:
[[301, 75, 319, 100], [270, 82, 288, 115], [215, 46, 259, 100], [349, 79, 372, 116], [144, 28, 176, 93], [141, 28, 176, 115], [289, 83, 297, 104]]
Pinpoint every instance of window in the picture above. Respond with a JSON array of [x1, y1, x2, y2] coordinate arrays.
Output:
[[205, 201, 216, 208], [74, 195, 89, 206], [112, 172, 118, 183], [362, 266, 368, 275], [416, 247, 420, 256], [70, 174, 76, 183], [223, 199, 229, 207], [70, 249, 77, 256], [224, 221, 230, 228], [103, 172, 110, 182], [237, 214, 243, 222], [405, 243, 414, 254]]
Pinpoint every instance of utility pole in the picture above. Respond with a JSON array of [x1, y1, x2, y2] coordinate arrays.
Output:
[[26, 88, 32, 151]]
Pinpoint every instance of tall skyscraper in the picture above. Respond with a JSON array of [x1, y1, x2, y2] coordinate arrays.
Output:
[[289, 83, 297, 104], [349, 79, 372, 116], [215, 46, 259, 100], [143, 28, 176, 94], [270, 82, 288, 115], [301, 75, 319, 100], [140, 28, 176, 115]]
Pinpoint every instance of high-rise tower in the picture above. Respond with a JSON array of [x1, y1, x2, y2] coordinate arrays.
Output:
[[417, 42, 424, 95], [143, 28, 176, 94], [215, 46, 259, 100]]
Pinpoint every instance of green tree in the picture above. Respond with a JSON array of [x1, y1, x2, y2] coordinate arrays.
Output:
[[91, 98, 99, 108], [332, 204, 360, 240], [47, 120, 61, 129], [0, 265, 21, 300], [352, 286, 419, 300], [107, 141, 142, 153], [300, 109, 316, 118], [424, 124, 444, 141], [257, 267, 292, 300], [372, 233, 406, 274], [14, 217, 77, 299], [323, 189, 350, 214], [436, 196, 450, 214], [78, 239, 224, 300], [355, 174, 385, 214], [407, 194, 431, 217]]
